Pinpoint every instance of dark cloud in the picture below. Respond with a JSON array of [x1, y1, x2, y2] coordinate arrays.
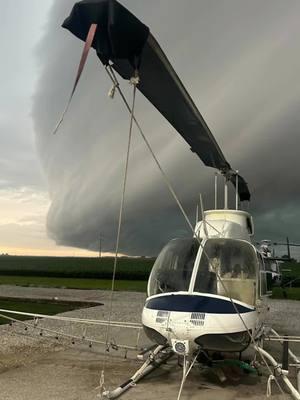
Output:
[[32, 0, 300, 257]]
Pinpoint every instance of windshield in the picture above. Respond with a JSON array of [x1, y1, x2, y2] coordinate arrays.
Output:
[[194, 239, 257, 305], [148, 238, 200, 296]]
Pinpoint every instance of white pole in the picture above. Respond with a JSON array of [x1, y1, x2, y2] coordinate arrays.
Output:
[[235, 171, 239, 210], [224, 177, 228, 209], [195, 204, 199, 233], [214, 173, 218, 209], [200, 194, 208, 237]]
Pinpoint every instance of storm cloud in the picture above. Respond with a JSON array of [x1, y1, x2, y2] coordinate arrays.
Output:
[[32, 0, 300, 257]]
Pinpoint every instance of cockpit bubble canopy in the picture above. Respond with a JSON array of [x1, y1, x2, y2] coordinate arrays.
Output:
[[148, 237, 257, 306], [148, 238, 200, 296]]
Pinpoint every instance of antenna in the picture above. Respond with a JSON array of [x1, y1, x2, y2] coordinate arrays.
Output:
[[199, 194, 208, 237], [235, 171, 239, 210], [224, 177, 228, 209], [214, 173, 218, 209], [194, 203, 199, 237]]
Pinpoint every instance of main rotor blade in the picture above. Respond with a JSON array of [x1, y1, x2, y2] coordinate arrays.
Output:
[[111, 34, 230, 172], [62, 0, 251, 202]]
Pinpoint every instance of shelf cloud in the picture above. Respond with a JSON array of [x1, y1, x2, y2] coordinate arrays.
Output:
[[32, 0, 300, 256]]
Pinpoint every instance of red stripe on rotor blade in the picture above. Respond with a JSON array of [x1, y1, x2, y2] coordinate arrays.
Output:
[[53, 23, 98, 134], [71, 23, 97, 97]]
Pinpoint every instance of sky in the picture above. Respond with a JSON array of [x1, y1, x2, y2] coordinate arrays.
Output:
[[1, 0, 300, 259]]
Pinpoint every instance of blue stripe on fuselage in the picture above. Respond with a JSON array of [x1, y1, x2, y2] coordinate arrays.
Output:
[[145, 294, 253, 314]]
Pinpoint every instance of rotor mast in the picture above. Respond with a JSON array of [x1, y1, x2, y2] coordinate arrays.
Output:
[[214, 170, 242, 211]]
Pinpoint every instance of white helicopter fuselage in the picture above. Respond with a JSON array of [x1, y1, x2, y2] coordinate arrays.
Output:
[[142, 210, 270, 355]]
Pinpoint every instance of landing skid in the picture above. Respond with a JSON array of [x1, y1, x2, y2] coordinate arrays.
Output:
[[253, 327, 300, 400], [102, 345, 174, 399]]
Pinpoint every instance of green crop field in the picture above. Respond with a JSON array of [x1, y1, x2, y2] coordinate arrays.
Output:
[[280, 261, 300, 279], [0, 255, 152, 292], [0, 255, 154, 280], [0, 275, 147, 291], [271, 261, 300, 300], [272, 287, 300, 301]]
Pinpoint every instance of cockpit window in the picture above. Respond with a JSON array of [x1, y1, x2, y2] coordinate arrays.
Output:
[[194, 239, 257, 305], [148, 238, 200, 296]]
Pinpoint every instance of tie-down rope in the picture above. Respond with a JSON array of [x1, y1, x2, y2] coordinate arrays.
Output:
[[98, 72, 139, 399]]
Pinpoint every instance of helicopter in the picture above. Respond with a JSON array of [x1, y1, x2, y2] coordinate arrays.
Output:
[[58, 1, 296, 398], [55, 1, 300, 398], [60, 0, 267, 339]]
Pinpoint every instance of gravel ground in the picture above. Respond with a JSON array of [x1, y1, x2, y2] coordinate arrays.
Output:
[[0, 287, 299, 400]]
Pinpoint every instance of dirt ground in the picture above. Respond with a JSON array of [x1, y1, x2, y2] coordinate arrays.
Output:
[[0, 286, 299, 400]]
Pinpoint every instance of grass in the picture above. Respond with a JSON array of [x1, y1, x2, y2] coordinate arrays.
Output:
[[0, 255, 154, 280], [280, 261, 300, 277], [271, 261, 300, 300], [0, 275, 147, 292], [280, 261, 300, 286], [272, 287, 300, 301], [0, 255, 150, 292], [0, 298, 93, 325]]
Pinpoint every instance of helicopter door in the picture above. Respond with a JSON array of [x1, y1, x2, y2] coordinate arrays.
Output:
[[264, 259, 274, 293], [257, 252, 268, 296], [194, 239, 257, 306]]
